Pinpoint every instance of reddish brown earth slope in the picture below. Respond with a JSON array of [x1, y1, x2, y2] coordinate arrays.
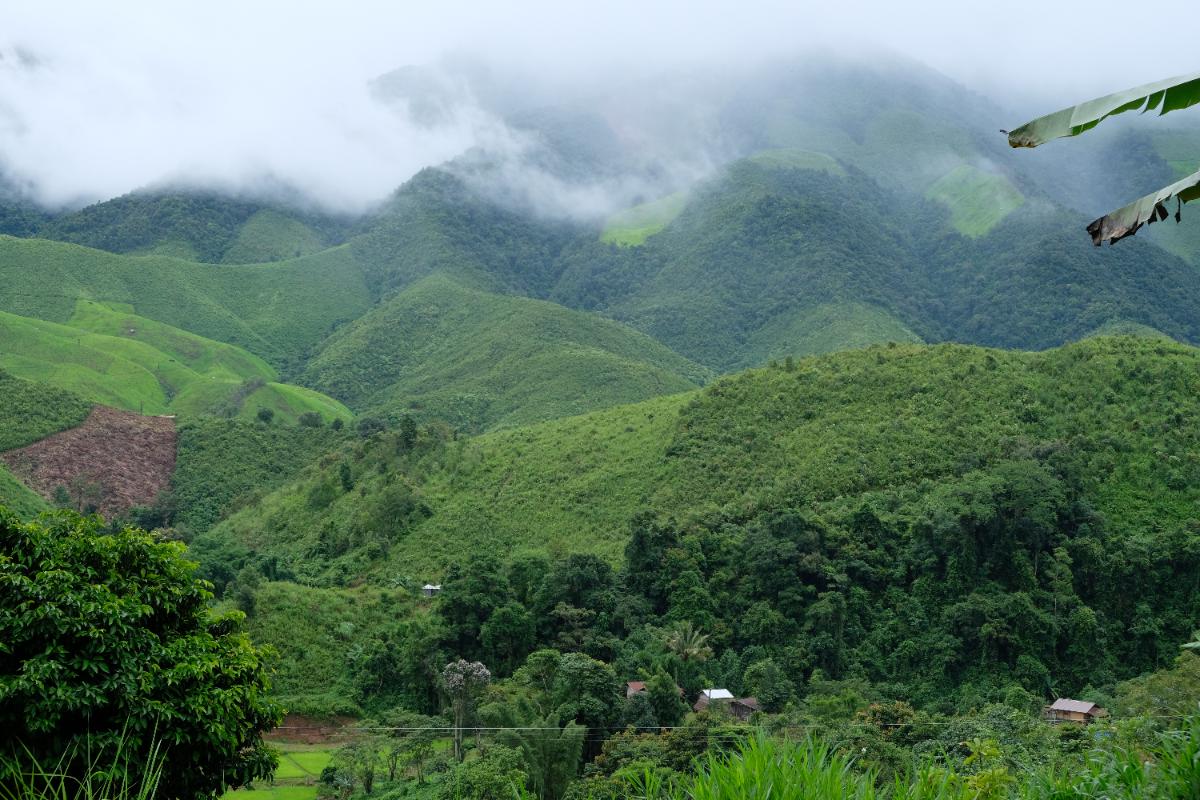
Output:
[[1, 406, 176, 517]]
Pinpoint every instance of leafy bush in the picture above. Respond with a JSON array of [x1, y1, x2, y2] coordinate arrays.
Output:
[[0, 509, 282, 800]]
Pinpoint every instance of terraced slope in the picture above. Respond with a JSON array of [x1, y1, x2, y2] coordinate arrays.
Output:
[[0, 235, 372, 369], [0, 302, 351, 423]]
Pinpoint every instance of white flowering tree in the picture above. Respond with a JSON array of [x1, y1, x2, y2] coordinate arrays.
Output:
[[442, 658, 492, 762]]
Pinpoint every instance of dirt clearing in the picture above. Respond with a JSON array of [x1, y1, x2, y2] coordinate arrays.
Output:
[[1, 406, 176, 517]]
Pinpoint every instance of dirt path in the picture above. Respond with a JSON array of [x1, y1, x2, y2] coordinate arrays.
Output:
[[1, 406, 176, 517]]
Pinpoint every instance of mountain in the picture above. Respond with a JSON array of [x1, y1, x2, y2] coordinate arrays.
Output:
[[301, 273, 707, 430], [36, 189, 352, 264]]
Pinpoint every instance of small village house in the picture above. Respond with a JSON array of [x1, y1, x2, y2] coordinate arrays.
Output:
[[1042, 698, 1106, 724], [422, 583, 442, 598], [692, 689, 759, 721]]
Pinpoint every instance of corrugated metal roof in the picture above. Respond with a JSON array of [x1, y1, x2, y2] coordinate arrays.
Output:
[[1049, 698, 1096, 713], [702, 689, 734, 700]]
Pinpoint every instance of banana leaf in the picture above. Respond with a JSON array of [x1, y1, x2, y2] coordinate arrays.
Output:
[[1087, 168, 1200, 245], [1007, 73, 1200, 148]]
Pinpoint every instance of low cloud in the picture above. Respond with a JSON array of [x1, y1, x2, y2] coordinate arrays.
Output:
[[0, 1, 1195, 214]]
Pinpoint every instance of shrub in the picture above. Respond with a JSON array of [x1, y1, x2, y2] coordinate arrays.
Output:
[[0, 509, 283, 800]]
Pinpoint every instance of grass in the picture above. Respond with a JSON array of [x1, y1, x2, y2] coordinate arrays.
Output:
[[172, 418, 345, 534], [0, 465, 48, 517], [747, 148, 845, 175], [601, 192, 689, 246], [302, 273, 708, 431], [0, 235, 372, 369], [741, 302, 922, 364], [0, 300, 349, 423], [222, 210, 328, 264], [222, 788, 315, 800], [0, 370, 92, 451], [924, 164, 1025, 237]]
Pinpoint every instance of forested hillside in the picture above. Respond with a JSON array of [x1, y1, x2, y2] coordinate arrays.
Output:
[[195, 336, 1200, 714]]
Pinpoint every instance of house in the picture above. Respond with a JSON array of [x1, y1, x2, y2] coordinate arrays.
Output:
[[692, 688, 735, 712], [1042, 698, 1107, 724], [422, 583, 442, 598], [692, 689, 760, 720], [730, 697, 759, 722]]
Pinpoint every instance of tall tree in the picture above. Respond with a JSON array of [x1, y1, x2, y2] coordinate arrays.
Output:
[[442, 659, 491, 762]]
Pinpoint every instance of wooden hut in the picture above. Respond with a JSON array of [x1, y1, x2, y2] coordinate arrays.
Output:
[[1043, 698, 1106, 724]]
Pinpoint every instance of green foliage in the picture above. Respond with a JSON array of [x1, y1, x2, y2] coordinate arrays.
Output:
[[924, 165, 1024, 237], [38, 190, 348, 265], [437, 745, 527, 800], [600, 193, 688, 247], [302, 274, 706, 432], [172, 417, 343, 534], [0, 370, 92, 451], [0, 510, 282, 800], [0, 234, 372, 371], [214, 337, 1200, 713], [742, 659, 795, 713], [0, 466, 47, 519], [0, 731, 165, 800], [0, 302, 349, 421]]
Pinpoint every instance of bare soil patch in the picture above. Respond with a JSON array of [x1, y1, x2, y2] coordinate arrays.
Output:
[[1, 406, 176, 517], [268, 714, 357, 744]]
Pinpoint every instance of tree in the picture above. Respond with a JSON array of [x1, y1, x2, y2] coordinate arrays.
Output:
[[482, 602, 536, 675], [398, 415, 418, 451], [497, 715, 584, 800], [298, 411, 323, 427], [1184, 630, 1200, 652], [256, 407, 274, 424], [645, 671, 688, 728], [742, 658, 796, 713], [1007, 72, 1200, 244], [335, 739, 382, 795], [437, 744, 526, 800], [0, 510, 282, 800], [376, 709, 443, 785], [442, 658, 491, 762], [663, 621, 712, 664]]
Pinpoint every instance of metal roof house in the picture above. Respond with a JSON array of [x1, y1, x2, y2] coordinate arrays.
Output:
[[422, 583, 442, 598], [1043, 698, 1106, 724]]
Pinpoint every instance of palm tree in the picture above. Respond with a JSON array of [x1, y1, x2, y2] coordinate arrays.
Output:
[[664, 621, 713, 663]]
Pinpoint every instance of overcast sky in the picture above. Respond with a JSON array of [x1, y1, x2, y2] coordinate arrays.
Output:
[[1, 0, 1196, 210]]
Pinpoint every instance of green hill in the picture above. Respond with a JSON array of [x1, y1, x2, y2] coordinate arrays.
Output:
[[171, 418, 347, 536], [37, 190, 349, 264], [197, 335, 1200, 578], [0, 235, 372, 370], [301, 273, 708, 430], [0, 302, 350, 423]]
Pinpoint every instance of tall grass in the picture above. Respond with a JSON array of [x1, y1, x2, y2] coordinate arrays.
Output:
[[628, 735, 879, 800], [0, 736, 164, 800]]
